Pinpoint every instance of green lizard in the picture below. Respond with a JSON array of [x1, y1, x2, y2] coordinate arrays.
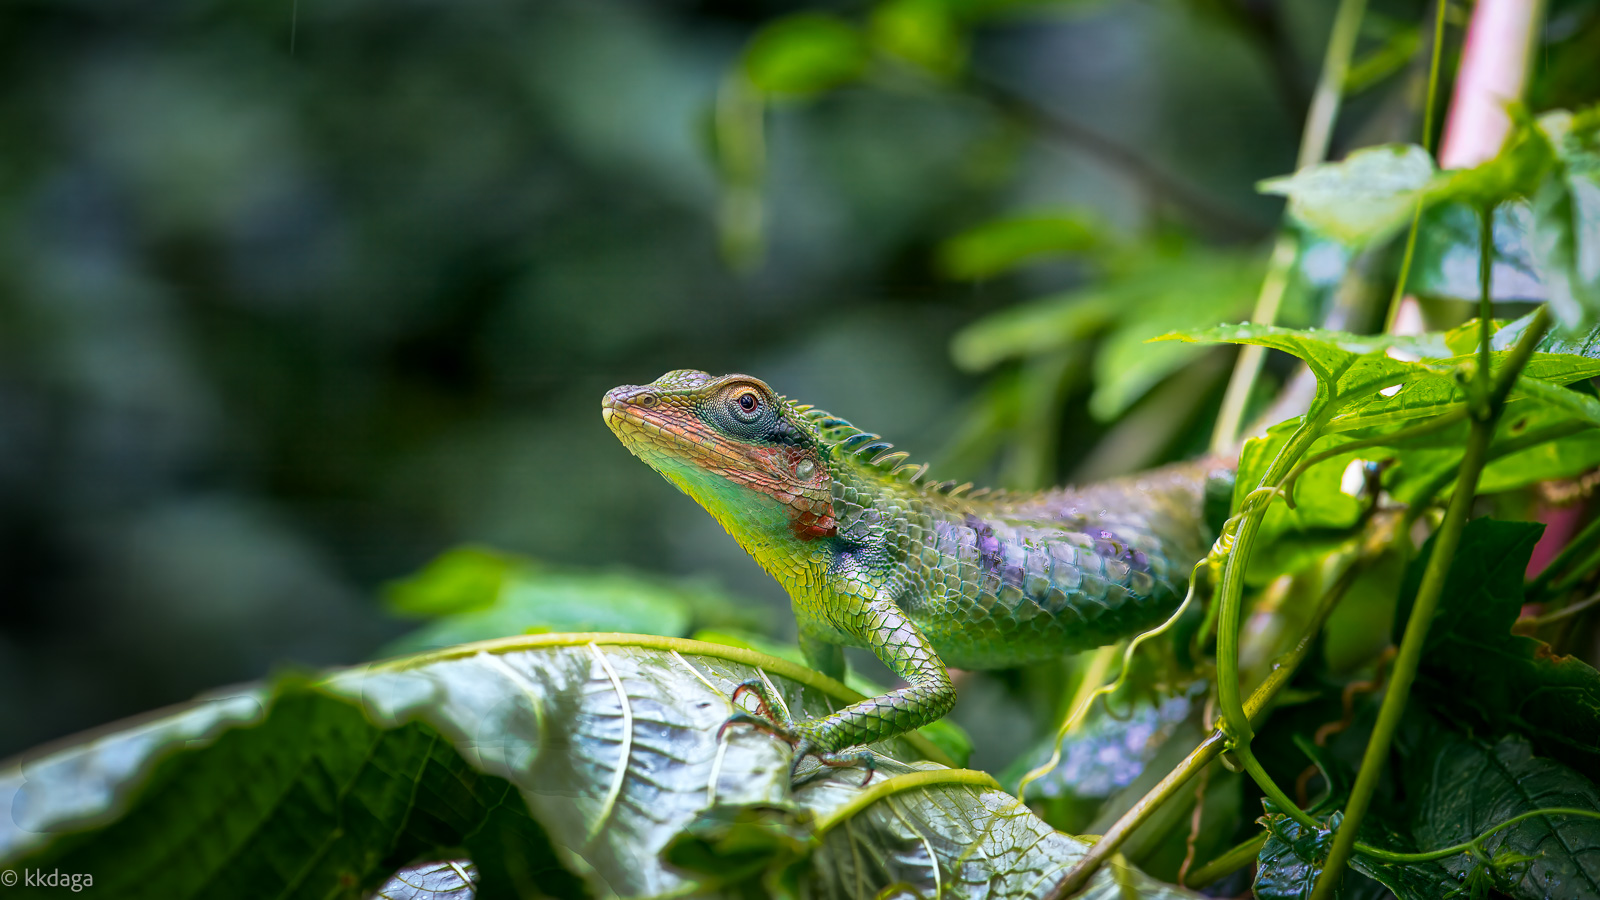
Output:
[[603, 369, 1232, 775]]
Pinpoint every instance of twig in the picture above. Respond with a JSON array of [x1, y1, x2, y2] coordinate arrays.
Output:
[[966, 74, 1263, 239], [1176, 763, 1213, 886]]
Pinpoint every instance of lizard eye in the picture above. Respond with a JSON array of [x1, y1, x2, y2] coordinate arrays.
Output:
[[731, 389, 762, 421], [795, 458, 816, 480]]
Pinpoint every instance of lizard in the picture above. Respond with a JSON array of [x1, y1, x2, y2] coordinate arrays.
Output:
[[603, 369, 1233, 776]]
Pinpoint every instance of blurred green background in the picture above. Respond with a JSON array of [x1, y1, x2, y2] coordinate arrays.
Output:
[[2, 0, 1595, 762]]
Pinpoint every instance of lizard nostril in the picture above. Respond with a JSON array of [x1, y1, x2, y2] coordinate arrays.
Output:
[[635, 392, 658, 408]]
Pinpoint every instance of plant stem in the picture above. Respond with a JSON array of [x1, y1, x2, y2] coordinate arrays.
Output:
[[1185, 831, 1268, 887], [1280, 407, 1468, 507], [1215, 423, 1322, 743], [1383, 0, 1451, 333], [1211, 0, 1369, 454], [1047, 553, 1359, 898], [1527, 514, 1600, 599], [1309, 304, 1552, 899]]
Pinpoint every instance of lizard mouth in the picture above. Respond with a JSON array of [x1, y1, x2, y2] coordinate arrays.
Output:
[[602, 388, 736, 474]]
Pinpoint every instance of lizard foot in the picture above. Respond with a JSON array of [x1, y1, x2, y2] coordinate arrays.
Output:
[[793, 742, 878, 786], [718, 678, 797, 744], [719, 679, 877, 785]]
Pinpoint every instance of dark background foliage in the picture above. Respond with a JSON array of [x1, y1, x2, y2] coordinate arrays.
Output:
[[1, 0, 1595, 766]]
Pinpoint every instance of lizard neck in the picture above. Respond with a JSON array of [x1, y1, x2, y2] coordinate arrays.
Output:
[[662, 461, 833, 592]]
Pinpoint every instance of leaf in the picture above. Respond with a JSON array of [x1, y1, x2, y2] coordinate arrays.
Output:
[[870, 0, 967, 78], [2, 681, 587, 900], [1, 634, 1196, 898], [1233, 420, 1363, 583], [667, 765, 1207, 900], [1410, 201, 1549, 303], [1259, 144, 1435, 246], [937, 211, 1102, 280], [1398, 519, 1600, 779], [1090, 252, 1260, 420], [743, 14, 868, 97], [383, 548, 764, 655], [949, 291, 1118, 372], [1165, 320, 1600, 432], [1157, 323, 1430, 409], [1408, 731, 1600, 900], [1528, 107, 1600, 329], [692, 628, 973, 767], [1254, 803, 1457, 900], [373, 860, 477, 899]]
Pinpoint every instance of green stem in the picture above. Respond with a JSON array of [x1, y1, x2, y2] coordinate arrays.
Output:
[[1184, 832, 1269, 888], [1215, 422, 1323, 743], [1524, 592, 1600, 627], [1528, 514, 1600, 599], [1382, 0, 1451, 333], [1401, 421, 1590, 531], [1280, 406, 1469, 508], [812, 769, 1000, 839], [1211, 0, 1369, 454], [1048, 552, 1361, 899], [1310, 305, 1552, 900], [1551, 545, 1600, 596], [1235, 742, 1323, 832]]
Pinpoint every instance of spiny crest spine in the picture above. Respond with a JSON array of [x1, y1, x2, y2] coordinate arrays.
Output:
[[792, 405, 967, 494]]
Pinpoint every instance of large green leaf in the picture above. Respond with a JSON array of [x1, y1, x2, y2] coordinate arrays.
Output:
[[1408, 731, 1600, 900], [0, 635, 1196, 899], [1164, 320, 1600, 433], [1398, 520, 1600, 779]]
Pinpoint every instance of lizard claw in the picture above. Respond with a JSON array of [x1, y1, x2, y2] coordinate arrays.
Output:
[[718, 710, 798, 745], [789, 741, 878, 786]]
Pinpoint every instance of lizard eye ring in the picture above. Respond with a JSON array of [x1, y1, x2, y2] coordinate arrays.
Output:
[[731, 389, 762, 421]]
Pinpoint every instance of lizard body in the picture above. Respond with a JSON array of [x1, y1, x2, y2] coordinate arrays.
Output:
[[603, 369, 1231, 763]]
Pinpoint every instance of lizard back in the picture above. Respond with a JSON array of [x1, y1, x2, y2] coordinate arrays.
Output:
[[830, 459, 1230, 669]]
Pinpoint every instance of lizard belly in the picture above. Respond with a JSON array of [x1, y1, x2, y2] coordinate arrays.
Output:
[[898, 515, 1195, 670]]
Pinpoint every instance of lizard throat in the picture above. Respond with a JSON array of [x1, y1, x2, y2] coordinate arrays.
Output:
[[604, 406, 837, 542]]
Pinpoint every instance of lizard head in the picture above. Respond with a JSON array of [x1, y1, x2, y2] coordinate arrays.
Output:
[[603, 370, 836, 542]]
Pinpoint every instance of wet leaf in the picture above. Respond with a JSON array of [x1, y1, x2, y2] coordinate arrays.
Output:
[[1254, 803, 1457, 900], [1408, 731, 1600, 900], [373, 861, 477, 899], [1, 635, 1195, 898]]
